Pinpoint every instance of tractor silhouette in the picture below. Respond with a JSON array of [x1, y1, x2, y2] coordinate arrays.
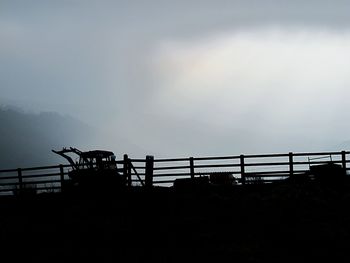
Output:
[[52, 147, 125, 193]]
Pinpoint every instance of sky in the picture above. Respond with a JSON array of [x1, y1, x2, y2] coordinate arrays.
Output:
[[2, 0, 350, 158]]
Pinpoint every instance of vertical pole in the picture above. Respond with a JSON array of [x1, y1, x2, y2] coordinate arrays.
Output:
[[127, 159, 132, 187], [240, 155, 245, 185], [145, 155, 154, 188], [59, 164, 65, 192], [123, 154, 129, 186], [17, 168, 23, 193], [289, 152, 294, 177], [342, 151, 347, 170], [189, 157, 195, 179]]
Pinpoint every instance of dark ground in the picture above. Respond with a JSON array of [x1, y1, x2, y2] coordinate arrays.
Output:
[[1, 182, 350, 262]]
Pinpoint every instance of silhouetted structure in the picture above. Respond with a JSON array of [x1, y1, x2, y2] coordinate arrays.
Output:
[[0, 150, 349, 195], [310, 161, 346, 184], [52, 147, 124, 192], [209, 172, 237, 185]]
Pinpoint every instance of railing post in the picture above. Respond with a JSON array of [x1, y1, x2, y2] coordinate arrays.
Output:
[[127, 159, 132, 187], [342, 151, 347, 170], [17, 168, 23, 192], [145, 155, 154, 188], [123, 154, 129, 186], [189, 157, 195, 179], [240, 155, 245, 185], [289, 152, 294, 177], [59, 164, 65, 192]]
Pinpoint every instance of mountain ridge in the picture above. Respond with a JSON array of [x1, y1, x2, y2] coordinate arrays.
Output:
[[0, 105, 96, 169]]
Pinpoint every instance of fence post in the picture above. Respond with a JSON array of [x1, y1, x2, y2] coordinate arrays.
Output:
[[17, 168, 23, 192], [189, 157, 195, 179], [145, 155, 154, 188], [240, 155, 245, 185], [342, 151, 347, 170], [127, 159, 132, 187], [289, 152, 294, 177], [123, 154, 129, 186], [59, 164, 65, 192]]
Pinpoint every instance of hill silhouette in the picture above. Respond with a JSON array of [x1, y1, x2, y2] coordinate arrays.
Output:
[[0, 106, 95, 169]]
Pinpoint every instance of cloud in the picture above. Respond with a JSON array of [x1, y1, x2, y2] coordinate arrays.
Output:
[[2, 1, 350, 158], [135, 28, 350, 154]]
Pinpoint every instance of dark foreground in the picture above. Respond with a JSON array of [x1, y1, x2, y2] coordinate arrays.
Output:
[[1, 182, 350, 262]]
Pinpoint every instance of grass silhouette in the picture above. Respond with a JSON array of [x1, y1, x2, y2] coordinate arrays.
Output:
[[1, 178, 350, 262]]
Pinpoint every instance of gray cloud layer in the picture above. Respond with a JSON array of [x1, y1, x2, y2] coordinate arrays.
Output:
[[1, 1, 350, 159]]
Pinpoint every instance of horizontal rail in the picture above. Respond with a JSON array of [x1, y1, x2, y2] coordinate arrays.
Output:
[[153, 158, 193, 162], [0, 175, 19, 180], [293, 160, 343, 165], [127, 159, 147, 163], [153, 173, 191, 177], [153, 165, 191, 171], [0, 169, 20, 173], [23, 179, 62, 185], [243, 153, 290, 158], [244, 162, 290, 167], [20, 164, 70, 171], [193, 156, 240, 161], [193, 164, 240, 169], [194, 171, 242, 175], [292, 151, 350, 156], [130, 173, 146, 176], [22, 173, 63, 179]]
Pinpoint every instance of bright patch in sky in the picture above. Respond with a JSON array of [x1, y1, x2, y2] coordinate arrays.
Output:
[[151, 28, 350, 146]]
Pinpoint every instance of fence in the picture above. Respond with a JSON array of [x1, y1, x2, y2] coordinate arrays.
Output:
[[0, 150, 349, 195]]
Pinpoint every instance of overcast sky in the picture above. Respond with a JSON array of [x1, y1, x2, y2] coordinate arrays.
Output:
[[2, 0, 350, 158]]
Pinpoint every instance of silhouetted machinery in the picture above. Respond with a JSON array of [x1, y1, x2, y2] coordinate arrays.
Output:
[[209, 172, 237, 185], [52, 147, 125, 192], [286, 160, 347, 185], [309, 162, 346, 184]]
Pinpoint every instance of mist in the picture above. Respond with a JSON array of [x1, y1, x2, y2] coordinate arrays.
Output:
[[2, 1, 350, 163], [0, 106, 96, 169]]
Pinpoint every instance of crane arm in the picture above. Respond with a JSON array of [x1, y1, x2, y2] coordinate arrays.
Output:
[[52, 148, 79, 170]]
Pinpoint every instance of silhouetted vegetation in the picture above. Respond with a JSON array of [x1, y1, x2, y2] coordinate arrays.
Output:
[[1, 178, 350, 262]]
